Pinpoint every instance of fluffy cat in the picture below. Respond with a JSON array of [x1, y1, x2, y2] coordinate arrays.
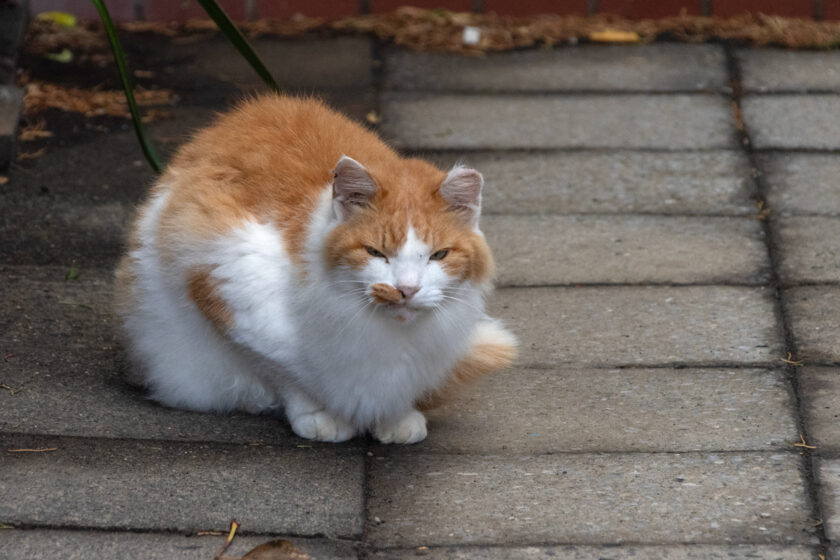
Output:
[[115, 95, 517, 444]]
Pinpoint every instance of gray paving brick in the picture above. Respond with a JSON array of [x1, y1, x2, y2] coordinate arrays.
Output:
[[817, 459, 840, 542], [384, 44, 726, 92], [0, 435, 364, 537], [489, 286, 782, 367], [484, 215, 768, 286], [738, 49, 840, 92], [0, 266, 115, 350], [186, 36, 373, 89], [785, 286, 840, 364], [742, 95, 840, 149], [371, 545, 816, 559], [760, 153, 840, 217], [777, 217, 840, 284], [799, 367, 840, 451], [431, 150, 756, 216], [381, 94, 736, 150], [367, 452, 812, 547], [417, 367, 796, 453], [0, 349, 311, 445], [0, 530, 359, 560]]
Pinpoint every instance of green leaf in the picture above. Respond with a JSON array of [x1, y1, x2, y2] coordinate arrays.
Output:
[[65, 261, 80, 280], [46, 48, 74, 63], [195, 0, 280, 93], [90, 0, 164, 174]]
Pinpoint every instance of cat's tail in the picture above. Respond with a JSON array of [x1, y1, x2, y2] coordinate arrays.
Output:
[[417, 320, 518, 411]]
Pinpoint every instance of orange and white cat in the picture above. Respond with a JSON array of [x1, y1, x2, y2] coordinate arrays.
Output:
[[115, 95, 516, 444]]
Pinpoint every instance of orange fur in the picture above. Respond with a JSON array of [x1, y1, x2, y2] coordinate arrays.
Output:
[[417, 336, 517, 410], [186, 268, 232, 332], [371, 283, 403, 304]]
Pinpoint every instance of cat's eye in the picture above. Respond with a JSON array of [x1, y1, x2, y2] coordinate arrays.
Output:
[[365, 246, 387, 259], [430, 249, 449, 261]]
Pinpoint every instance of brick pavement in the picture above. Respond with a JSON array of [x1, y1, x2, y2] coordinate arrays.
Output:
[[1, 38, 839, 558]]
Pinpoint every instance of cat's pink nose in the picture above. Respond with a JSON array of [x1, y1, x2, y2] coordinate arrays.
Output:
[[397, 285, 420, 300]]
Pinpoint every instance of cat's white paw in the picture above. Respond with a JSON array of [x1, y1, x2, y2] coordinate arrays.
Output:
[[290, 411, 356, 442], [373, 410, 427, 444]]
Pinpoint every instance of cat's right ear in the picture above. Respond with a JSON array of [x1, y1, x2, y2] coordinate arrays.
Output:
[[332, 155, 377, 221]]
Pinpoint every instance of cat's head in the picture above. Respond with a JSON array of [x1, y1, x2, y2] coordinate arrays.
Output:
[[324, 155, 493, 323]]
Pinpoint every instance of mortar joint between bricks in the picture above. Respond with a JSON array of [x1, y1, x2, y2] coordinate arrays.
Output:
[[723, 42, 831, 557]]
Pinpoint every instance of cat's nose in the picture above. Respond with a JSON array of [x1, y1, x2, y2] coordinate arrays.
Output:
[[397, 285, 420, 300]]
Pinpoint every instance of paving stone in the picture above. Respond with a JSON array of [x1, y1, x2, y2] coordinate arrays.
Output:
[[777, 217, 840, 284], [0, 530, 359, 560], [785, 287, 840, 364], [0, 348, 316, 446], [489, 286, 782, 367], [186, 36, 373, 90], [799, 367, 840, 451], [371, 545, 817, 559], [384, 44, 727, 92], [367, 452, 812, 547], [381, 94, 736, 150], [739, 48, 840, 92], [760, 153, 840, 217], [1, 201, 130, 267], [484, 215, 768, 286], [417, 367, 796, 453], [428, 150, 756, 216], [817, 459, 840, 542], [742, 95, 840, 149], [0, 85, 23, 169], [0, 435, 364, 537], [0, 266, 115, 350]]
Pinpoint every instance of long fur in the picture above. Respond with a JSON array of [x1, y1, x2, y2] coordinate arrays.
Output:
[[115, 95, 517, 443]]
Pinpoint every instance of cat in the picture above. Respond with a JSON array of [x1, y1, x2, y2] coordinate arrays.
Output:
[[115, 95, 517, 444]]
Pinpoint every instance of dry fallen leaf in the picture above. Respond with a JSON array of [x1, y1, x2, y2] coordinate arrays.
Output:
[[19, 120, 53, 141], [17, 148, 46, 160], [7, 448, 57, 453], [589, 29, 640, 42], [22, 77, 174, 119], [240, 539, 310, 560]]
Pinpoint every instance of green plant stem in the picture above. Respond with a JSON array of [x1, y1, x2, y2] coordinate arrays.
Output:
[[91, 0, 164, 173], [195, 0, 280, 93]]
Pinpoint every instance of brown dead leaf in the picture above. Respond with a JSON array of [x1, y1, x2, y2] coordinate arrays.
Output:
[[22, 78, 174, 119], [19, 120, 53, 141], [17, 148, 46, 160], [589, 29, 640, 42], [7, 448, 57, 453], [240, 539, 310, 559]]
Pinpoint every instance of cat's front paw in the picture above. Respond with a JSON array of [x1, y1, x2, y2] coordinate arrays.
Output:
[[373, 410, 427, 444], [290, 411, 356, 442]]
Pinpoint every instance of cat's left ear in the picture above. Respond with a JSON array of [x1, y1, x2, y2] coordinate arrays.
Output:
[[332, 155, 377, 221], [440, 165, 483, 228]]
